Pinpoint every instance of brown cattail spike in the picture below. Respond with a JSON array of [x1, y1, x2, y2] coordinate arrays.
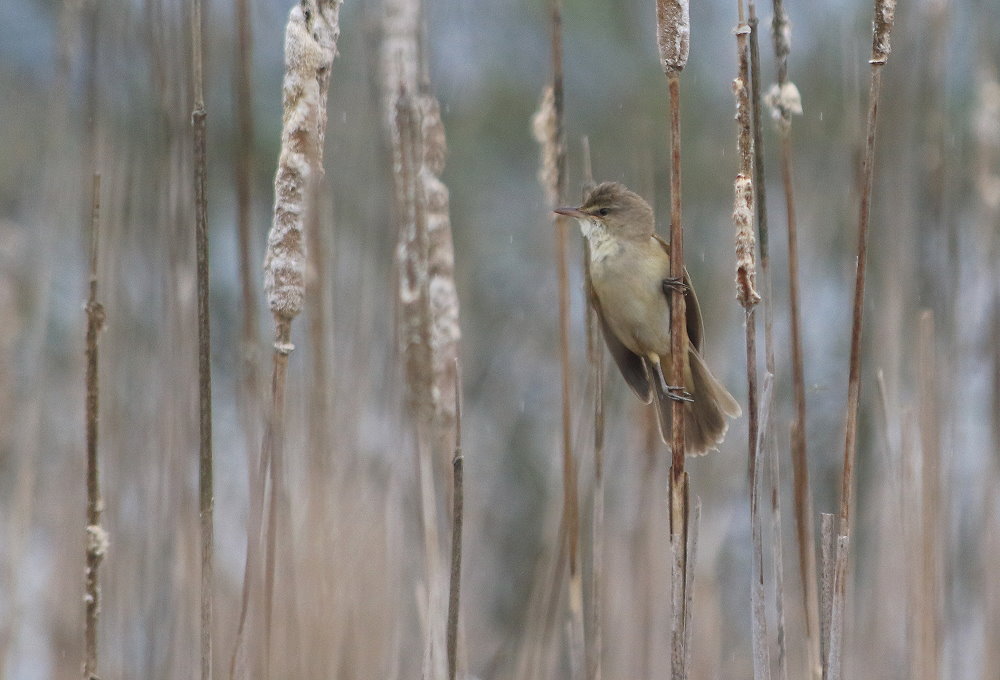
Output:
[[264, 0, 342, 327], [734, 174, 760, 308], [656, 0, 690, 74], [871, 0, 896, 64]]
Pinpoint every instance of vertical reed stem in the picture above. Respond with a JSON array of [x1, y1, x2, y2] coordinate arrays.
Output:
[[839, 0, 895, 531], [544, 0, 584, 673], [548, 0, 579, 582], [580, 136, 604, 680], [447, 361, 465, 680], [190, 0, 214, 672], [83, 173, 106, 680], [667, 73, 690, 680], [655, 1, 691, 673], [747, 1, 774, 374], [769, 1, 819, 673]]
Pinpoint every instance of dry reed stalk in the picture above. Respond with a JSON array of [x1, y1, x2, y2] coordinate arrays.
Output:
[[766, 4, 817, 673], [655, 1, 691, 675], [232, 0, 259, 426], [917, 311, 941, 680], [900, 409, 919, 680], [83, 173, 107, 680], [580, 137, 604, 680], [387, 23, 463, 673], [189, 0, 213, 672], [682, 497, 700, 672], [818, 513, 834, 679], [826, 533, 850, 680], [746, 1, 774, 374], [768, 413, 789, 680], [257, 2, 342, 675], [829, 1, 895, 673], [533, 0, 583, 671], [733, 6, 768, 678], [447, 360, 464, 680], [229, 0, 262, 671], [750, 374, 774, 680], [839, 0, 896, 530]]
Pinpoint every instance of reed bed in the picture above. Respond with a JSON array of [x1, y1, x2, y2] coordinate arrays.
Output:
[[2, 0, 998, 678]]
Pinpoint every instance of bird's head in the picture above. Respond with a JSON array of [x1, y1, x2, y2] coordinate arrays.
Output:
[[554, 181, 654, 242]]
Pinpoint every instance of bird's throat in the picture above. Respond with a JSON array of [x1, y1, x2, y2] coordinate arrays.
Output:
[[579, 219, 621, 264]]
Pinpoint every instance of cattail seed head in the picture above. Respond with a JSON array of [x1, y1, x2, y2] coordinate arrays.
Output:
[[263, 0, 342, 325], [531, 85, 559, 207], [766, 81, 803, 129], [656, 0, 690, 74], [733, 174, 760, 308], [871, 0, 896, 64]]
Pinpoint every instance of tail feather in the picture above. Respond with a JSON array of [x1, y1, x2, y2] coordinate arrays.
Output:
[[651, 349, 741, 456]]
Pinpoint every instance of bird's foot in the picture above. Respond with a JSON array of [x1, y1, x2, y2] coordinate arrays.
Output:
[[662, 276, 689, 294], [653, 362, 694, 402], [666, 386, 694, 403]]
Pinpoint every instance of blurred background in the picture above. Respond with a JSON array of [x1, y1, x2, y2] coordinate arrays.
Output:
[[1, 0, 998, 677]]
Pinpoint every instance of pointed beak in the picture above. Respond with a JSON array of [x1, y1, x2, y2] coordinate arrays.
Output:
[[554, 206, 587, 219]]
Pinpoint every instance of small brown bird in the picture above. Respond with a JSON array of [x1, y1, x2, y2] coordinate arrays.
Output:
[[556, 182, 741, 454]]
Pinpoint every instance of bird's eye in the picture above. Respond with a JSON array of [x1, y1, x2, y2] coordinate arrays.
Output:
[[597, 208, 610, 217]]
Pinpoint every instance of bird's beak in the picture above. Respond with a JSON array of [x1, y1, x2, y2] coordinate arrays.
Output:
[[554, 206, 587, 219]]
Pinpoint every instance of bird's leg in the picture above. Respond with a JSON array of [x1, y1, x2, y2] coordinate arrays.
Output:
[[649, 355, 693, 403], [662, 276, 688, 294]]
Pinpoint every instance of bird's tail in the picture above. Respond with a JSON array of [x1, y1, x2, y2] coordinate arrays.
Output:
[[652, 348, 742, 455]]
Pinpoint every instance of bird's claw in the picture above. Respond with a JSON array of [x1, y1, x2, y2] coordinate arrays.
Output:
[[653, 364, 694, 403], [662, 276, 689, 294], [666, 387, 694, 403]]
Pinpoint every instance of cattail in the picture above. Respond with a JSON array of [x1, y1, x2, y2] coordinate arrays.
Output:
[[734, 173, 760, 308], [531, 85, 559, 208], [656, 0, 690, 74], [417, 92, 461, 430], [263, 0, 342, 335], [253, 3, 342, 676], [870, 0, 896, 64], [765, 82, 802, 130], [732, 25, 760, 309]]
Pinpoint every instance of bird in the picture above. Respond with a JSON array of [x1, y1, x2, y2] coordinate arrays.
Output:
[[555, 181, 741, 455]]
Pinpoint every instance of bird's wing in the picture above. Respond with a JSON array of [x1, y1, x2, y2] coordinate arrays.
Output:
[[652, 234, 705, 353], [590, 291, 653, 404]]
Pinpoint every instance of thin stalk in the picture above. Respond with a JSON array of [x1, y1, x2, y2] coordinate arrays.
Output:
[[190, 0, 214, 672], [750, 374, 773, 680], [545, 0, 583, 673], [447, 360, 464, 680], [581, 135, 604, 680], [826, 534, 850, 680], [548, 0, 579, 580], [768, 409, 789, 680], [229, 0, 261, 671], [819, 513, 835, 679], [917, 311, 941, 680], [665, 69, 687, 509], [655, 0, 691, 674], [839, 0, 896, 530], [769, 3, 819, 667], [747, 1, 774, 375], [83, 173, 106, 680], [831, 2, 896, 669], [262, 334, 291, 675], [733, 5, 766, 676], [233, 0, 259, 421], [667, 71, 690, 679]]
